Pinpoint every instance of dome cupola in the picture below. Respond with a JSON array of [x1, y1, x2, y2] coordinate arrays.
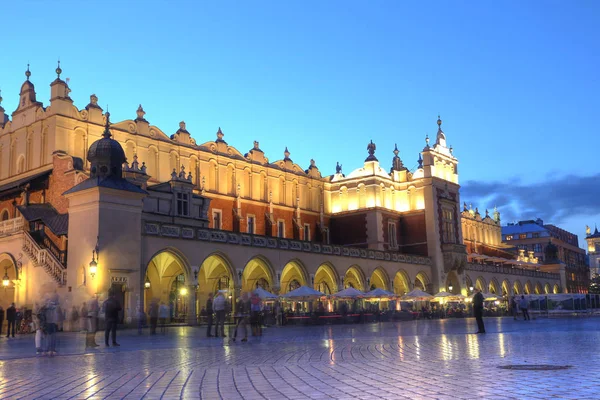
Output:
[[87, 111, 126, 179]]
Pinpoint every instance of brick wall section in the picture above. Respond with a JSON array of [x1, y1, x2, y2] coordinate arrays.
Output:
[[45, 154, 77, 214], [329, 213, 367, 248], [398, 212, 428, 256]]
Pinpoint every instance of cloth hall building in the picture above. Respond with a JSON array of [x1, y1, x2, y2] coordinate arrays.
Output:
[[0, 65, 566, 323]]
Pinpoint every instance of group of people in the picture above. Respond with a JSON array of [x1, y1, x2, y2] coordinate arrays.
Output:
[[146, 299, 170, 335], [511, 295, 531, 321], [204, 291, 264, 341]]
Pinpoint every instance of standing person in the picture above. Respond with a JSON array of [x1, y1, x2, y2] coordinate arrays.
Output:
[[0, 306, 4, 337], [104, 291, 122, 347], [70, 305, 79, 332], [149, 299, 159, 335], [250, 293, 262, 337], [520, 295, 530, 321], [85, 299, 99, 348], [6, 303, 16, 338], [80, 302, 88, 332], [205, 293, 214, 337], [213, 292, 226, 338], [159, 302, 169, 334], [511, 296, 519, 320], [33, 302, 44, 355], [43, 297, 59, 356], [233, 293, 250, 342], [89, 297, 99, 334], [473, 288, 485, 334]]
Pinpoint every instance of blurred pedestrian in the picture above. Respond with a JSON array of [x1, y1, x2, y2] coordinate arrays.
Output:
[[85, 299, 99, 348], [104, 290, 122, 347], [511, 296, 519, 320], [520, 295, 530, 321], [6, 303, 16, 338], [42, 297, 59, 356], [472, 288, 485, 334], [233, 292, 250, 342], [206, 293, 214, 337], [149, 299, 159, 335], [0, 306, 4, 337], [250, 293, 262, 336], [213, 292, 226, 337], [70, 305, 79, 332], [159, 302, 169, 334], [80, 302, 88, 332]]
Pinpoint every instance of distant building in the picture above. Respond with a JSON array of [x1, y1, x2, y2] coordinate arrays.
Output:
[[502, 219, 588, 293], [585, 226, 600, 278]]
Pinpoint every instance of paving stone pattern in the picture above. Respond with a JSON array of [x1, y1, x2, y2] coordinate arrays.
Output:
[[0, 317, 599, 399]]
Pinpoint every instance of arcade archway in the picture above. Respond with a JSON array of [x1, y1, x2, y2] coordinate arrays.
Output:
[[475, 276, 486, 292], [280, 260, 308, 294], [197, 252, 235, 315], [344, 265, 366, 291], [445, 271, 461, 294], [414, 271, 430, 292], [242, 256, 275, 293], [314, 263, 338, 295], [393, 270, 411, 295], [0, 253, 17, 307], [513, 280, 523, 295], [144, 249, 192, 322], [369, 267, 390, 291]]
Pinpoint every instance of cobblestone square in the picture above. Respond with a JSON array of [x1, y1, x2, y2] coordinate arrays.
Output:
[[1, 317, 599, 399]]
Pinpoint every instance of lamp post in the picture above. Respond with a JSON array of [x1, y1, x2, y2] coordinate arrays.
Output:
[[144, 276, 151, 289]]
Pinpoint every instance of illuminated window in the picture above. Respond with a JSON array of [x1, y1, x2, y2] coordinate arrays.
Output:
[[304, 223, 310, 241], [247, 215, 255, 234], [519, 234, 527, 239], [442, 208, 455, 243], [506, 235, 513, 241], [212, 210, 222, 230], [278, 220, 285, 238], [388, 222, 398, 249], [176, 192, 189, 216]]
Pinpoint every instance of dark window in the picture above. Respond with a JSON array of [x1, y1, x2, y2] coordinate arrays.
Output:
[[304, 224, 310, 241], [278, 221, 285, 238], [442, 209, 455, 243], [177, 192, 189, 216], [533, 243, 542, 253], [388, 222, 398, 249], [247, 215, 255, 234], [213, 210, 222, 230]]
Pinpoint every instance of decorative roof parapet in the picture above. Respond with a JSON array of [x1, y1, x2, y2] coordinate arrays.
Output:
[[365, 140, 378, 162]]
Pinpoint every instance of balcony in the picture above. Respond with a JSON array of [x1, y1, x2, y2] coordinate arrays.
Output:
[[0, 217, 24, 237]]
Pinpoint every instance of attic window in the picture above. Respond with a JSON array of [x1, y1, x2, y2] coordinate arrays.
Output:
[[177, 192, 189, 216]]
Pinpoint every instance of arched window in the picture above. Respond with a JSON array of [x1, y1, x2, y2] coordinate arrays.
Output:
[[17, 155, 25, 174], [256, 278, 270, 291], [0, 210, 9, 221]]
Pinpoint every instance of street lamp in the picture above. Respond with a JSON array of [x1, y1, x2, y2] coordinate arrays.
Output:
[[89, 254, 97, 279], [2, 267, 10, 288], [180, 287, 188, 296], [448, 284, 453, 293], [469, 286, 474, 293], [144, 276, 151, 289]]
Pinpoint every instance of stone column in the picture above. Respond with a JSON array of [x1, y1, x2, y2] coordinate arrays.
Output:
[[187, 285, 197, 325]]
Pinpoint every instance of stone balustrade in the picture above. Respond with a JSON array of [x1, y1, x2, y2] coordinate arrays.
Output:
[[466, 262, 559, 279], [142, 220, 432, 266]]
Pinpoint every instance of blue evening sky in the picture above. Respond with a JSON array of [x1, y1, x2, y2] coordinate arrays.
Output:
[[1, 1, 599, 245]]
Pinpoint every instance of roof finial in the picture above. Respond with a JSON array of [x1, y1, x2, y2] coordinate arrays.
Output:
[[102, 107, 111, 139], [284, 146, 291, 160], [437, 114, 442, 128], [25, 63, 31, 81], [417, 153, 423, 169], [393, 143, 399, 157], [425, 134, 430, 148], [336, 162, 342, 174], [365, 140, 378, 161], [56, 60, 62, 79]]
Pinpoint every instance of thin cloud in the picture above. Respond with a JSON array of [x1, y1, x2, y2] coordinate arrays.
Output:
[[461, 174, 600, 226]]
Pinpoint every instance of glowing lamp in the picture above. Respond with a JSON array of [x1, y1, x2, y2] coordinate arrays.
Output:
[[469, 286, 474, 292], [2, 270, 9, 288], [180, 287, 188, 296], [89, 257, 97, 278], [448, 285, 453, 292], [144, 277, 151, 289]]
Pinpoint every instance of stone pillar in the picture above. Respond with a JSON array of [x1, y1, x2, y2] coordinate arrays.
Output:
[[187, 285, 197, 325]]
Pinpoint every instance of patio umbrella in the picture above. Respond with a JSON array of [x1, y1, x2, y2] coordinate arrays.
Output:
[[330, 287, 365, 299], [401, 289, 434, 301], [434, 291, 453, 298], [281, 285, 325, 301], [253, 287, 278, 301], [363, 288, 396, 299]]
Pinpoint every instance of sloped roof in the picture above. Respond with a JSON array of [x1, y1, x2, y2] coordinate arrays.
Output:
[[63, 176, 147, 195], [17, 203, 69, 236]]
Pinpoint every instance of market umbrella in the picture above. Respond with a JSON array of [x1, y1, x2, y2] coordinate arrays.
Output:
[[363, 288, 396, 299], [401, 289, 434, 301], [253, 287, 278, 301], [281, 285, 325, 301], [433, 291, 453, 298], [330, 287, 365, 299]]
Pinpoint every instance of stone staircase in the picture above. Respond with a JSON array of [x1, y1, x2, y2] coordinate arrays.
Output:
[[22, 230, 67, 286]]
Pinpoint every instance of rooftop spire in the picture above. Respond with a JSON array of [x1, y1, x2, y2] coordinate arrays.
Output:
[[56, 60, 62, 79], [102, 108, 112, 139], [365, 140, 378, 162], [25, 63, 31, 81], [417, 153, 423, 169], [437, 114, 442, 129], [284, 146, 291, 160], [391, 143, 405, 172]]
